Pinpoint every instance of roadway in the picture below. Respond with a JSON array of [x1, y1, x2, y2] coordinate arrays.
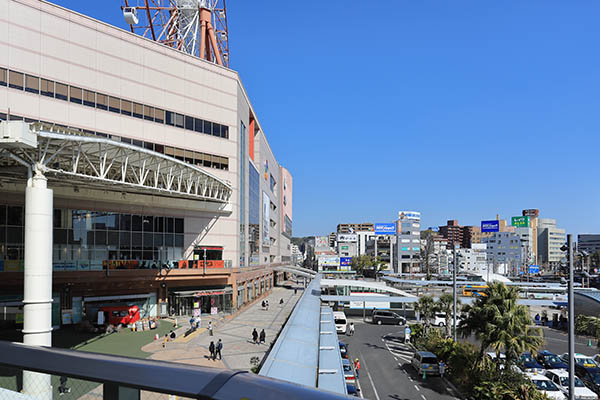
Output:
[[341, 317, 598, 400], [342, 317, 459, 400]]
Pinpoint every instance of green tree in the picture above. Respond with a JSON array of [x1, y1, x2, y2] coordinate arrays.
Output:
[[415, 295, 436, 333], [350, 255, 381, 275], [458, 282, 544, 365], [435, 293, 459, 338]]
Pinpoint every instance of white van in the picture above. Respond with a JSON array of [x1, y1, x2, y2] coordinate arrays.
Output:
[[333, 311, 348, 334]]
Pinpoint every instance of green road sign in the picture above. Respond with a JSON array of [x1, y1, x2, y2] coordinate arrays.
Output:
[[511, 216, 530, 227]]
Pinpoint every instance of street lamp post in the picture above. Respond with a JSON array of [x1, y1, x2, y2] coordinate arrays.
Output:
[[453, 246, 457, 342], [567, 235, 575, 400], [203, 248, 207, 275]]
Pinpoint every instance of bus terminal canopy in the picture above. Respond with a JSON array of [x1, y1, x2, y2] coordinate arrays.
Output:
[[0, 122, 232, 204]]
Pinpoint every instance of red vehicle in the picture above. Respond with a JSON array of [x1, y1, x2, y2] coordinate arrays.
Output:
[[99, 305, 140, 326]]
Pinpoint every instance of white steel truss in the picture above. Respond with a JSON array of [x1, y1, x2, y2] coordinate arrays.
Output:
[[0, 122, 232, 203]]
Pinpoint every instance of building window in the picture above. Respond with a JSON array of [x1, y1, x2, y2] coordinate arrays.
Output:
[[40, 79, 54, 97], [0, 68, 6, 86], [108, 96, 120, 113], [121, 100, 132, 116], [83, 90, 95, 107], [143, 105, 154, 121], [155, 108, 165, 124], [203, 120, 212, 135], [175, 113, 184, 128], [25, 75, 39, 94], [69, 86, 83, 104], [96, 93, 108, 110], [8, 71, 24, 90], [133, 102, 143, 119], [185, 115, 194, 130], [194, 118, 203, 133], [165, 110, 175, 126]]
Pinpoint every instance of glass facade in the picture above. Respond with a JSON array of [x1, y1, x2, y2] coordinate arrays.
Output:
[[0, 204, 184, 271], [239, 121, 246, 267], [248, 163, 260, 265]]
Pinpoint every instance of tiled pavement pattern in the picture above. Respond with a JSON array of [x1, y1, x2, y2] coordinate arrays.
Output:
[[143, 285, 301, 371]]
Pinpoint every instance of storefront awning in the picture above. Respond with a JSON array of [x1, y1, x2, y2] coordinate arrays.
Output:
[[172, 288, 233, 297]]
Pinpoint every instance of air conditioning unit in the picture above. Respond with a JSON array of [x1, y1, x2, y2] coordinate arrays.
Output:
[[123, 7, 139, 25]]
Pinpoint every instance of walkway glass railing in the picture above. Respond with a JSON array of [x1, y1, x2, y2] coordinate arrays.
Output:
[[0, 341, 351, 399]]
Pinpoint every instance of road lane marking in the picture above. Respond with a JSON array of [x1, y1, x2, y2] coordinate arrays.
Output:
[[421, 395, 427, 400], [414, 385, 420, 391], [355, 374, 364, 399], [359, 351, 380, 400]]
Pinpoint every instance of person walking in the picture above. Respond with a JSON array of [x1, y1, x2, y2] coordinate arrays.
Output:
[[259, 329, 266, 344], [439, 361, 446, 378], [162, 333, 168, 348], [215, 339, 223, 360], [209, 341, 215, 360], [404, 326, 412, 344], [279, 298, 284, 306], [208, 321, 213, 336], [261, 300, 266, 310], [354, 358, 361, 379], [189, 316, 195, 331], [348, 322, 355, 336], [58, 376, 71, 395], [252, 328, 259, 344], [265, 300, 269, 311]]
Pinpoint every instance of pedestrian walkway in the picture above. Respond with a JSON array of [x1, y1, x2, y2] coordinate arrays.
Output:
[[142, 285, 301, 370]]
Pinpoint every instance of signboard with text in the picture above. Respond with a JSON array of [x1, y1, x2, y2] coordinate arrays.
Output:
[[340, 257, 352, 267], [481, 220, 500, 232], [374, 223, 396, 235], [337, 234, 358, 242], [528, 265, 540, 274], [512, 216, 530, 228]]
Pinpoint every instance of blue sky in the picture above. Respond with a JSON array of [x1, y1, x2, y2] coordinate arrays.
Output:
[[53, 1, 600, 237]]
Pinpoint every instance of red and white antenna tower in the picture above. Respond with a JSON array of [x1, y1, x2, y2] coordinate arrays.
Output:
[[121, 0, 229, 67]]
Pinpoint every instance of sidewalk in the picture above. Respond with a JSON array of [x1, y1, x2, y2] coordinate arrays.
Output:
[[143, 285, 301, 370]]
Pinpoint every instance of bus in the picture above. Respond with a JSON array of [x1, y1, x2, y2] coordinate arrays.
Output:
[[462, 285, 488, 297]]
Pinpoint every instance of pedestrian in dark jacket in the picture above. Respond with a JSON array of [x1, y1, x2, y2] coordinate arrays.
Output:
[[259, 329, 266, 344], [209, 341, 215, 360], [215, 339, 223, 360], [252, 328, 258, 344]]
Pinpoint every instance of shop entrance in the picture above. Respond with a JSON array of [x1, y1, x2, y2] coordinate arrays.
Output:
[[192, 246, 223, 261], [169, 287, 233, 316]]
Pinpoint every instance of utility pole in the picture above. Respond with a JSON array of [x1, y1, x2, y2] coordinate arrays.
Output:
[[567, 234, 575, 400], [453, 245, 457, 342]]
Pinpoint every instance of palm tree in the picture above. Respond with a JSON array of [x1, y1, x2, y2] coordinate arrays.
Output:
[[458, 281, 543, 365], [435, 293, 459, 338], [415, 295, 436, 333]]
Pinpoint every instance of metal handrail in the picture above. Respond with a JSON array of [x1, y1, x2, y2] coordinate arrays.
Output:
[[0, 341, 350, 399]]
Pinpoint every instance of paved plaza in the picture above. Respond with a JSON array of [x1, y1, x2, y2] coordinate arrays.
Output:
[[143, 285, 301, 370]]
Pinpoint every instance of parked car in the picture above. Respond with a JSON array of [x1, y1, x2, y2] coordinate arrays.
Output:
[[525, 372, 567, 400], [333, 311, 348, 334], [411, 351, 440, 376], [342, 358, 356, 384], [559, 353, 599, 368], [545, 369, 598, 400], [433, 313, 460, 327], [346, 383, 359, 397], [594, 354, 600, 366], [518, 352, 546, 374], [537, 350, 568, 370], [372, 310, 406, 325], [339, 341, 348, 359], [577, 366, 600, 394]]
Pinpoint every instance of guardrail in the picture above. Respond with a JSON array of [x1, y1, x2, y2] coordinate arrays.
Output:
[[0, 341, 351, 399]]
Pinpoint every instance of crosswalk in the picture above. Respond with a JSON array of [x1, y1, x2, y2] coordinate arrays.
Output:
[[382, 332, 414, 363]]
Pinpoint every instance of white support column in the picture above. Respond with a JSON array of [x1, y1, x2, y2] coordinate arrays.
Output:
[[22, 170, 53, 399]]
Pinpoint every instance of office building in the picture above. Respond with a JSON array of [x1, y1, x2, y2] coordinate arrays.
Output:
[[577, 234, 600, 253], [482, 232, 522, 275], [337, 223, 374, 234], [395, 211, 421, 274], [0, 0, 291, 325], [456, 244, 487, 273], [537, 219, 566, 265], [438, 220, 474, 249]]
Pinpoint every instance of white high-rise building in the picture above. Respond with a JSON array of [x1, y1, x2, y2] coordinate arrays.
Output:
[[538, 219, 566, 265], [395, 211, 421, 274], [482, 232, 522, 275]]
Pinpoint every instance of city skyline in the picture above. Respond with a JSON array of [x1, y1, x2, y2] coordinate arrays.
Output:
[[52, 0, 600, 237]]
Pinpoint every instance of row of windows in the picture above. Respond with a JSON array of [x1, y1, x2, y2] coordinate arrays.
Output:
[[0, 113, 229, 171], [0, 67, 229, 139]]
